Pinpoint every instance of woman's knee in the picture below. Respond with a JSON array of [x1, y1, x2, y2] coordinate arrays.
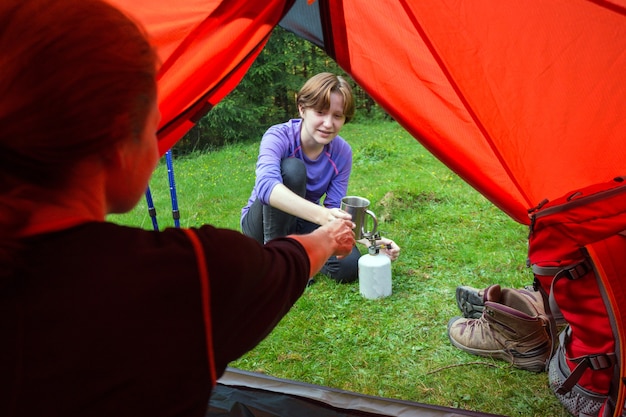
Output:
[[281, 158, 306, 196]]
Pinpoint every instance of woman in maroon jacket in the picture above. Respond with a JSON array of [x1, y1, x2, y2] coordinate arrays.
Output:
[[0, 1, 355, 416]]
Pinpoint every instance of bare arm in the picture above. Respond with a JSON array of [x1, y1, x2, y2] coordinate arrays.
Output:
[[268, 183, 351, 225]]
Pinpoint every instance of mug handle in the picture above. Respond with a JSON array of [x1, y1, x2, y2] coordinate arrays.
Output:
[[362, 210, 378, 238]]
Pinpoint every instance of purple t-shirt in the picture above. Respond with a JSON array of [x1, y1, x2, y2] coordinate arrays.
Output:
[[241, 119, 352, 225]]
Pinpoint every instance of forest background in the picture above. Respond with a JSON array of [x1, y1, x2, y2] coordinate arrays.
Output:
[[174, 26, 389, 154]]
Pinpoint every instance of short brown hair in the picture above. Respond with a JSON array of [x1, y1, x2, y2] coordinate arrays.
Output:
[[296, 73, 355, 123]]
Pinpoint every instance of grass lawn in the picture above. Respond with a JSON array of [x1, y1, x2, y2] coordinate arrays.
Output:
[[109, 120, 568, 417]]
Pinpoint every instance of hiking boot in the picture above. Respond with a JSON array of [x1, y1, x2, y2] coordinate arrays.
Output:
[[447, 287, 552, 372], [455, 284, 542, 319]]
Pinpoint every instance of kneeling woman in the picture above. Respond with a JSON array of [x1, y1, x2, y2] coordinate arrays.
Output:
[[241, 72, 400, 283]]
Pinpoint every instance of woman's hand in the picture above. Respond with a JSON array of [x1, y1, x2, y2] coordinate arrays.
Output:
[[318, 218, 356, 257], [288, 218, 355, 278], [377, 237, 401, 261], [356, 236, 401, 261], [327, 207, 352, 223]]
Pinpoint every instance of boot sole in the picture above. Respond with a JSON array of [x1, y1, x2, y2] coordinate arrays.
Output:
[[455, 286, 484, 319]]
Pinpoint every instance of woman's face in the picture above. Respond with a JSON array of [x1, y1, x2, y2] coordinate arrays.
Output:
[[299, 92, 346, 147], [106, 99, 161, 214]]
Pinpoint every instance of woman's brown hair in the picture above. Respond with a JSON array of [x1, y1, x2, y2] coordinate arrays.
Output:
[[0, 0, 159, 280]]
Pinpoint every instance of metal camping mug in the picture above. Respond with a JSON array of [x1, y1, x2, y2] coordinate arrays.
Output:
[[340, 196, 378, 240]]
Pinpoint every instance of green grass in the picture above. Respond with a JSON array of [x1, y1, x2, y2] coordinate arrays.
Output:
[[108, 121, 567, 417]]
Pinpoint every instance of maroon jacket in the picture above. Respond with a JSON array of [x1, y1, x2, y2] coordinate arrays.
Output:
[[1, 222, 310, 417]]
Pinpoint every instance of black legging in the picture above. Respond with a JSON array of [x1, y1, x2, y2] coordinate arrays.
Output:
[[241, 158, 361, 283]]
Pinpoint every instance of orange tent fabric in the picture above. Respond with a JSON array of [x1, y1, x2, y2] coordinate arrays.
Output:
[[111, 0, 626, 225], [109, 0, 294, 156]]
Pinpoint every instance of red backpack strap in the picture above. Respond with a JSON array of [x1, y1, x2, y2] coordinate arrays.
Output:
[[587, 237, 626, 417], [182, 228, 217, 387]]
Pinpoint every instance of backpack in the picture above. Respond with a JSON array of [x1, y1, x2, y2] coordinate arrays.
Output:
[[527, 176, 626, 417]]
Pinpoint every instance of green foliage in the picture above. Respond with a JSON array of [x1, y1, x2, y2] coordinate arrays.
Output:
[[109, 121, 567, 417], [174, 26, 388, 155]]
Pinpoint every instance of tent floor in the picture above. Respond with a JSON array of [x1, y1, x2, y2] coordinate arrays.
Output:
[[208, 368, 507, 417]]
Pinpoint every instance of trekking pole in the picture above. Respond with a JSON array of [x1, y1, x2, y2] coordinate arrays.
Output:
[[165, 149, 180, 228], [145, 186, 159, 231]]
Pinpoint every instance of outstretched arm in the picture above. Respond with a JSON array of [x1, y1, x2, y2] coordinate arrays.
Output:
[[289, 218, 355, 277]]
